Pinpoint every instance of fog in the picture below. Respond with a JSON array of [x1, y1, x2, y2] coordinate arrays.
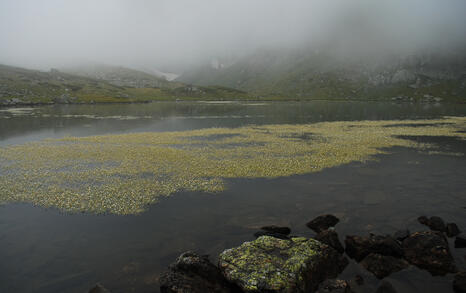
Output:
[[1, 0, 465, 72]]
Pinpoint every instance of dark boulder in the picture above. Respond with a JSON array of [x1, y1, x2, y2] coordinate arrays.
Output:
[[159, 251, 242, 293], [456, 233, 466, 248], [454, 271, 466, 293], [392, 229, 410, 241], [317, 279, 354, 293], [307, 215, 340, 233], [315, 229, 344, 253], [359, 253, 409, 279], [89, 284, 110, 293], [417, 216, 446, 232], [402, 231, 457, 275], [446, 223, 461, 237], [345, 234, 403, 262], [375, 281, 398, 293], [260, 225, 291, 235]]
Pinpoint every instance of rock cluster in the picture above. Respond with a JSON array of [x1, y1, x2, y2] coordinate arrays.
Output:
[[159, 214, 463, 293]]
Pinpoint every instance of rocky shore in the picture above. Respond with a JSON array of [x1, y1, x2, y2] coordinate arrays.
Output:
[[90, 214, 465, 293]]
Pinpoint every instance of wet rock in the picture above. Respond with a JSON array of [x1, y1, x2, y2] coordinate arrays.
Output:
[[315, 229, 344, 253], [454, 271, 466, 293], [375, 281, 397, 293], [159, 251, 241, 293], [254, 230, 290, 240], [456, 233, 466, 248], [260, 225, 291, 235], [417, 216, 446, 232], [306, 214, 340, 233], [89, 284, 110, 293], [447, 223, 461, 237], [392, 229, 410, 241], [402, 231, 457, 275], [317, 279, 353, 293], [219, 235, 348, 293], [360, 253, 409, 279], [345, 234, 403, 262]]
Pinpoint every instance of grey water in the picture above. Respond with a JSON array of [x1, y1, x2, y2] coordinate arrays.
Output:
[[0, 101, 465, 293]]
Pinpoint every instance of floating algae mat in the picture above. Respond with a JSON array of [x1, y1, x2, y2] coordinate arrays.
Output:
[[0, 117, 465, 214]]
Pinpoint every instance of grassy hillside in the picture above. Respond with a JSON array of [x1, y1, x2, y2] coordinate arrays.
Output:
[[178, 50, 466, 102], [0, 64, 250, 106]]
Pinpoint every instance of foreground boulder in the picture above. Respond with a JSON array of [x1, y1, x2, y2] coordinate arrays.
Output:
[[306, 215, 340, 233], [402, 231, 456, 275], [159, 251, 242, 293], [219, 236, 348, 293], [359, 253, 409, 279], [345, 234, 403, 262]]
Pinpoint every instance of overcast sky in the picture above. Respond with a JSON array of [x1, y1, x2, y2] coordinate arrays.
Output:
[[1, 0, 465, 71]]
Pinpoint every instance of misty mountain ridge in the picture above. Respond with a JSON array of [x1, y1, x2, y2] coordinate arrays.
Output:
[[178, 49, 466, 101], [60, 63, 181, 89]]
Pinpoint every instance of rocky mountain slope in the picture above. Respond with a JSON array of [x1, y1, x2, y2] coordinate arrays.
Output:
[[178, 49, 466, 102]]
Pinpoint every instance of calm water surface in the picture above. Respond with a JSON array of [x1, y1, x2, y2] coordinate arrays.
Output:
[[0, 101, 465, 293]]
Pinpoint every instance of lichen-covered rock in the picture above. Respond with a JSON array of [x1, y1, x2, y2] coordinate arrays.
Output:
[[402, 231, 457, 275], [360, 253, 409, 279], [159, 251, 242, 293], [219, 236, 348, 293], [306, 215, 340, 233], [315, 229, 344, 253]]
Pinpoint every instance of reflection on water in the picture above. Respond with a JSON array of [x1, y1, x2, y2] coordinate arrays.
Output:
[[0, 101, 465, 293], [1, 100, 465, 145]]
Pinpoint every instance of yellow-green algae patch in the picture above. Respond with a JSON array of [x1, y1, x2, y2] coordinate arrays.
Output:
[[0, 117, 465, 214]]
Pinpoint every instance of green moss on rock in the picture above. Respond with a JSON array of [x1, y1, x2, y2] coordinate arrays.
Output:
[[218, 236, 348, 292]]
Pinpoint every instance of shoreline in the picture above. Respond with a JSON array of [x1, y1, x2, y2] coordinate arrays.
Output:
[[1, 97, 464, 109]]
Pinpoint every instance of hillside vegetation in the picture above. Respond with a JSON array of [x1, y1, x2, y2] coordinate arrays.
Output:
[[0, 64, 249, 106]]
